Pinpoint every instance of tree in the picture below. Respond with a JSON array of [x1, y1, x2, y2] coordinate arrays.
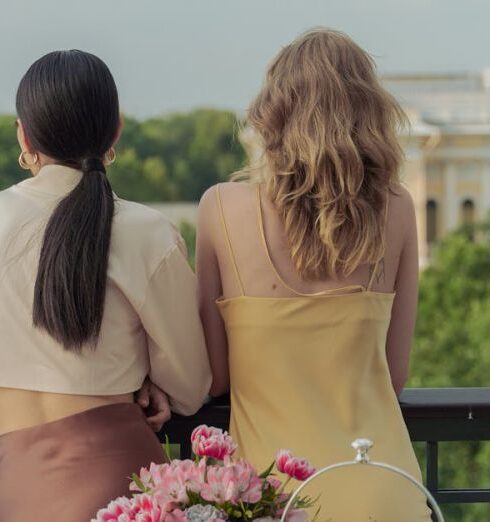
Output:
[[0, 109, 246, 201], [409, 222, 490, 522], [411, 224, 490, 387], [0, 115, 29, 189], [130, 109, 246, 200]]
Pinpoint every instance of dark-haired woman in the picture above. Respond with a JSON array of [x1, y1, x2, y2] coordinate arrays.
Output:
[[0, 50, 211, 522]]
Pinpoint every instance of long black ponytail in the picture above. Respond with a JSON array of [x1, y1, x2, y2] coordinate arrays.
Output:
[[16, 50, 119, 351]]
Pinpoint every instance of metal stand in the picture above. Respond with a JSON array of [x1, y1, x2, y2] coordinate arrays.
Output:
[[280, 438, 445, 521]]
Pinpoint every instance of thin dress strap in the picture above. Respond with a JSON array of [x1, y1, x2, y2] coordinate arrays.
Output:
[[215, 184, 245, 296], [367, 192, 390, 291], [256, 184, 364, 297]]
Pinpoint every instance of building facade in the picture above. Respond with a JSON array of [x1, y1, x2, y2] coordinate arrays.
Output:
[[384, 72, 490, 265]]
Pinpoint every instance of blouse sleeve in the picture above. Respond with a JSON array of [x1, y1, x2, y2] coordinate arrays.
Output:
[[138, 239, 212, 415]]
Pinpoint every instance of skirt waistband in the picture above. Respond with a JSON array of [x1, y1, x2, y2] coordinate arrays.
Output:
[[0, 402, 145, 450]]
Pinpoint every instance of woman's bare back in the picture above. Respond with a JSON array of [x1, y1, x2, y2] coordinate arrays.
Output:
[[197, 180, 419, 397]]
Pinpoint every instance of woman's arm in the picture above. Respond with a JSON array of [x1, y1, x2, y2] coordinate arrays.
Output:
[[138, 238, 212, 415], [385, 189, 419, 397], [196, 187, 230, 397]]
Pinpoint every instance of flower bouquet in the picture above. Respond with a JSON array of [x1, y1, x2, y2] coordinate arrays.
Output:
[[93, 425, 319, 521]]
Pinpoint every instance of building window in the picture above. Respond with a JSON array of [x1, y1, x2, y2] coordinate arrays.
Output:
[[426, 199, 438, 244], [461, 199, 475, 226]]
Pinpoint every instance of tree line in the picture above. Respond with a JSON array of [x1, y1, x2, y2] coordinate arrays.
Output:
[[408, 221, 490, 522], [0, 109, 246, 201]]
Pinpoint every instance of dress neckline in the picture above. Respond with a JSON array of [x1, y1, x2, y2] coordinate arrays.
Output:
[[216, 290, 396, 306]]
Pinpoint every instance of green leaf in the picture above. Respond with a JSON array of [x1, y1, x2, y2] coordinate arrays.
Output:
[[130, 473, 148, 493], [164, 434, 171, 461], [259, 459, 276, 479]]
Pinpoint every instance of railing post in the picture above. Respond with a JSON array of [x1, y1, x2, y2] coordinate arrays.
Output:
[[426, 441, 439, 521]]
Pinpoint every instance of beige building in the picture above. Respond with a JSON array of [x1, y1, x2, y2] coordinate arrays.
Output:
[[384, 71, 490, 265]]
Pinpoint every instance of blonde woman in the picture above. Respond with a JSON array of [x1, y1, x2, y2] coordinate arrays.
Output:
[[197, 29, 431, 520]]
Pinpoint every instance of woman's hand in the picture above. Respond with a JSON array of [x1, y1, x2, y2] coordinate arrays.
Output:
[[135, 378, 171, 432]]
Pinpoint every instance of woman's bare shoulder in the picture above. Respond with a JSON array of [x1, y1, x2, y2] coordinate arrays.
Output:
[[389, 183, 415, 218], [199, 181, 255, 214], [387, 183, 417, 244]]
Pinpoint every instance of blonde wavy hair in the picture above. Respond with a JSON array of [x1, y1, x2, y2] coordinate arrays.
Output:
[[240, 28, 407, 279]]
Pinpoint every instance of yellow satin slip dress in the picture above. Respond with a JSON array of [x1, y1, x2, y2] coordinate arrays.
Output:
[[215, 185, 432, 522]]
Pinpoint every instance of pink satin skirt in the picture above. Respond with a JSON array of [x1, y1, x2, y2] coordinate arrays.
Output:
[[0, 402, 167, 522]]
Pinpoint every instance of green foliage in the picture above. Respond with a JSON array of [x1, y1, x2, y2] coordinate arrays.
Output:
[[411, 222, 490, 387], [409, 221, 490, 522], [179, 220, 197, 269], [0, 115, 29, 189], [0, 109, 246, 201], [111, 109, 245, 201]]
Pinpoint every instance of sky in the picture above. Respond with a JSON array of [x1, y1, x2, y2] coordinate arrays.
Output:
[[0, 0, 489, 118]]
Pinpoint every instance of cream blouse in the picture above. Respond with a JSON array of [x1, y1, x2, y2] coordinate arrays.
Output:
[[0, 164, 211, 415]]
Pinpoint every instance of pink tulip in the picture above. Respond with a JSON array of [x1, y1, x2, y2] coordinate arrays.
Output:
[[191, 425, 237, 460], [190, 425, 222, 441], [276, 450, 316, 481], [200, 465, 238, 504], [92, 494, 163, 522], [131, 461, 178, 493], [96, 428, 318, 522], [235, 460, 263, 503], [266, 475, 282, 490], [130, 494, 163, 522], [276, 450, 293, 474], [174, 459, 207, 493], [92, 496, 133, 521], [201, 459, 263, 504], [131, 459, 206, 506], [155, 462, 204, 505], [285, 509, 309, 522]]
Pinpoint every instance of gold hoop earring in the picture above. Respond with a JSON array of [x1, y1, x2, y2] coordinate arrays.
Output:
[[18, 151, 39, 170], [104, 147, 116, 165]]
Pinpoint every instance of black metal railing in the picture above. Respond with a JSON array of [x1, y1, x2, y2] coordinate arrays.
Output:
[[161, 388, 490, 510], [401, 388, 490, 505]]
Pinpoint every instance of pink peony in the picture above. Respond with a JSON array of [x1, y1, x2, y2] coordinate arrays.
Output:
[[191, 425, 237, 460], [276, 450, 316, 481]]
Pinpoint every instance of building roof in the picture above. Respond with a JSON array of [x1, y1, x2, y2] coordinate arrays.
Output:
[[383, 71, 490, 133]]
